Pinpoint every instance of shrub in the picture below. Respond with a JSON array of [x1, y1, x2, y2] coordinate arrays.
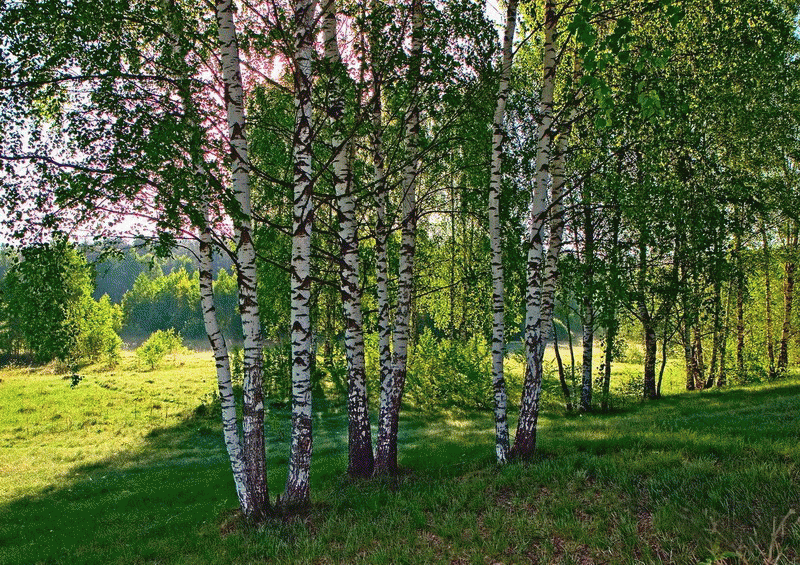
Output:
[[136, 329, 185, 370], [405, 329, 493, 410], [75, 294, 123, 366]]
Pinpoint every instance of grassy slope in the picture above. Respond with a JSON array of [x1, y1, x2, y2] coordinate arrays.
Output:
[[0, 351, 798, 565]]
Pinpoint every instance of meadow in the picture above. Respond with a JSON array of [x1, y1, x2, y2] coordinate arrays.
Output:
[[1, 349, 798, 564]]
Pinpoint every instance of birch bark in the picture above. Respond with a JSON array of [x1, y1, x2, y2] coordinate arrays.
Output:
[[374, 0, 422, 475], [510, 0, 558, 462], [579, 196, 594, 412], [199, 222, 251, 513], [213, 0, 269, 521], [370, 4, 393, 475], [487, 0, 518, 465], [323, 5, 373, 478], [284, 0, 317, 505], [169, 0, 253, 517]]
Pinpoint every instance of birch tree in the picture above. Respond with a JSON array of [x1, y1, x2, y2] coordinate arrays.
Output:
[[322, 3, 373, 478], [213, 0, 270, 520], [375, 0, 423, 476], [487, 0, 518, 465], [510, 0, 560, 461], [284, 0, 317, 505]]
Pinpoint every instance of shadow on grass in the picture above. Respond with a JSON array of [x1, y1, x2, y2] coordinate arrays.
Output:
[[0, 401, 499, 565], [2, 379, 799, 565]]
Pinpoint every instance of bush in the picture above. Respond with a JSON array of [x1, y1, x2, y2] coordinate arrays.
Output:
[[405, 329, 493, 410], [75, 294, 123, 366], [136, 329, 185, 370]]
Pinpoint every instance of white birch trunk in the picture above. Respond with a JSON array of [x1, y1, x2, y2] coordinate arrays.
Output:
[[213, 0, 269, 520], [370, 14, 393, 469], [374, 0, 422, 475], [511, 0, 558, 461], [487, 0, 518, 465], [199, 221, 250, 512], [169, 0, 252, 516], [323, 6, 373, 478], [284, 0, 317, 505]]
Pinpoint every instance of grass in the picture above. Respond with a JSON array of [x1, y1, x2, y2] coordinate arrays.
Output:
[[1, 349, 799, 564]]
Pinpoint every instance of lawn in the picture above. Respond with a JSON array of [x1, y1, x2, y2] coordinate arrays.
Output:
[[0, 350, 798, 564]]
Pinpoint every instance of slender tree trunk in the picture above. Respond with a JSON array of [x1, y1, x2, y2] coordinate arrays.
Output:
[[717, 280, 733, 387], [579, 197, 594, 412], [323, 5, 373, 478], [657, 322, 669, 397], [707, 235, 723, 389], [213, 0, 269, 521], [778, 221, 798, 372], [553, 320, 573, 411], [510, 0, 558, 462], [374, 0, 422, 475], [693, 324, 705, 388], [644, 320, 657, 399], [601, 206, 620, 411], [167, 1, 255, 517], [601, 324, 615, 410], [370, 28, 393, 473], [486, 0, 518, 465], [762, 221, 776, 378], [284, 0, 317, 505], [566, 313, 576, 390], [638, 240, 658, 399], [734, 219, 745, 374], [199, 222, 250, 513]]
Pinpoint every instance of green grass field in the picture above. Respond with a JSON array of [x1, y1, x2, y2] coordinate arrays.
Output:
[[1, 350, 798, 564]]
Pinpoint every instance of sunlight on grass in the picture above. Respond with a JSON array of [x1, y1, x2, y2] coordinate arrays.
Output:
[[0, 350, 219, 502], [1, 346, 799, 564]]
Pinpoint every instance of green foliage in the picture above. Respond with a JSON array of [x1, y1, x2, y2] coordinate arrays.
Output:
[[405, 329, 493, 410], [122, 268, 202, 338], [0, 239, 121, 366], [120, 267, 241, 342], [74, 294, 123, 366], [135, 329, 185, 371], [262, 342, 291, 404]]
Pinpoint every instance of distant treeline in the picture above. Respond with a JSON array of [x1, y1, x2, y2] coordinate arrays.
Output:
[[0, 241, 241, 363]]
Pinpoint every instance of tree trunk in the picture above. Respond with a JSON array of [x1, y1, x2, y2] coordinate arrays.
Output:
[[370, 13, 393, 477], [734, 219, 745, 374], [657, 322, 669, 397], [284, 0, 317, 506], [707, 234, 723, 389], [323, 4, 373, 478], [510, 0, 558, 462], [644, 320, 657, 399], [778, 221, 798, 372], [199, 222, 250, 514], [692, 324, 705, 388], [566, 312, 576, 390], [601, 324, 615, 411], [213, 0, 269, 521], [553, 320, 573, 411], [374, 0, 422, 475], [717, 280, 733, 387], [601, 205, 620, 411], [762, 220, 776, 378], [638, 241, 658, 399], [486, 0, 518, 465], [579, 197, 594, 413]]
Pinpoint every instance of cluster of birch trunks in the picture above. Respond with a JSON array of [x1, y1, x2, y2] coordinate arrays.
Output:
[[198, 0, 573, 520]]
